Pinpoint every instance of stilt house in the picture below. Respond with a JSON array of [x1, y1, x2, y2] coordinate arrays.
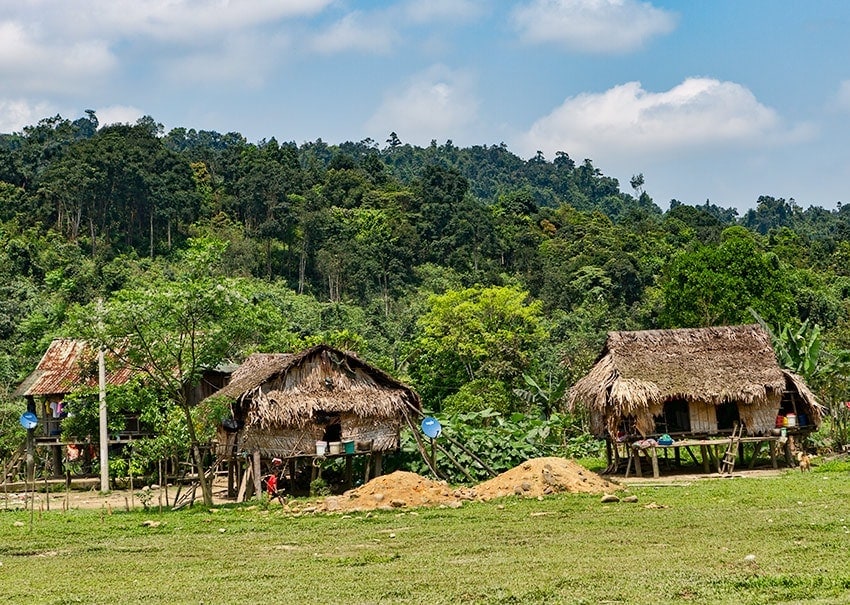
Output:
[[210, 344, 420, 460], [568, 324, 822, 441]]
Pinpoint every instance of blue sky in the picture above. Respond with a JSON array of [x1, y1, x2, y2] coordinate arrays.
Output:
[[2, 0, 850, 212]]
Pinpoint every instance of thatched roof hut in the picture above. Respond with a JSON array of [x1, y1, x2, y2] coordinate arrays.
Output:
[[568, 324, 822, 439], [210, 344, 420, 458], [14, 338, 133, 399]]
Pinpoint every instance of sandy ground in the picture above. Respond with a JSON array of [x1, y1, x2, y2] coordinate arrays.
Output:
[[0, 459, 794, 513]]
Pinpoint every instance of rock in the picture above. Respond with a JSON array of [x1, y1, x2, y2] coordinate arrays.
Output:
[[373, 493, 385, 502], [521, 482, 532, 491], [600, 493, 620, 503], [622, 495, 639, 503], [514, 485, 525, 495], [744, 554, 756, 563], [389, 499, 407, 508], [141, 520, 161, 528]]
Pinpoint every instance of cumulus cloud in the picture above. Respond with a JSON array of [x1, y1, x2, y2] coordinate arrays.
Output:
[[518, 78, 803, 161], [365, 65, 480, 146], [17, 1, 332, 41], [400, 0, 486, 24], [833, 80, 850, 112], [0, 99, 57, 134], [308, 12, 399, 55], [95, 105, 146, 128], [512, 0, 677, 53], [0, 21, 115, 93]]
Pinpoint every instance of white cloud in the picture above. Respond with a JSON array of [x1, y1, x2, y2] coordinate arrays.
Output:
[[512, 0, 677, 54], [833, 80, 850, 112], [400, 0, 486, 24], [308, 12, 398, 55], [0, 1, 333, 93], [0, 21, 115, 93], [517, 78, 796, 161], [95, 105, 146, 128], [0, 99, 57, 134], [365, 65, 480, 146], [14, 1, 332, 41]]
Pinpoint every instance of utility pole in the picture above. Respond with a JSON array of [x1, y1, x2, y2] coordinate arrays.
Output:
[[98, 300, 109, 492]]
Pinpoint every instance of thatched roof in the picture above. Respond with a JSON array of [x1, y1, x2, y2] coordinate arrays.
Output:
[[568, 324, 821, 420], [14, 338, 134, 398], [209, 344, 420, 429]]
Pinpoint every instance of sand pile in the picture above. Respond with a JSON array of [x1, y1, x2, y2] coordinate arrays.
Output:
[[315, 457, 615, 513], [474, 456, 616, 499]]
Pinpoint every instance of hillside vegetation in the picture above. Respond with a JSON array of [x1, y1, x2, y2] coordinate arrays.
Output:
[[2, 113, 850, 465]]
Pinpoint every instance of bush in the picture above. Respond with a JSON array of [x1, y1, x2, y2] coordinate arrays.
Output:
[[387, 409, 604, 484]]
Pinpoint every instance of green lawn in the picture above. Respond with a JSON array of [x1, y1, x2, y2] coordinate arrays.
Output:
[[1, 466, 849, 604]]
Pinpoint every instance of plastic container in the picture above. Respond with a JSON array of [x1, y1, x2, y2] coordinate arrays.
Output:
[[329, 441, 342, 455], [315, 440, 328, 456], [786, 413, 797, 427], [775, 415, 785, 428], [342, 439, 355, 454], [798, 413, 808, 427]]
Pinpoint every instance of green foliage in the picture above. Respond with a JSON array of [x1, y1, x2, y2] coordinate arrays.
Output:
[[309, 476, 330, 497], [411, 284, 546, 410], [660, 228, 794, 327], [391, 409, 602, 483]]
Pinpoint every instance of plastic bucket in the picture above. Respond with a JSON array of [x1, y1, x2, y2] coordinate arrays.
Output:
[[342, 440, 355, 454], [798, 413, 808, 427], [786, 413, 797, 427], [315, 440, 328, 456], [329, 441, 342, 455]]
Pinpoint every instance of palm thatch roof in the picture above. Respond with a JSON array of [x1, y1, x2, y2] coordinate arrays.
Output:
[[568, 324, 822, 434], [209, 344, 420, 429]]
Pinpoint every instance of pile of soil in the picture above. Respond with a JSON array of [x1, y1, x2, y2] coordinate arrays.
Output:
[[314, 457, 616, 513], [474, 456, 617, 499]]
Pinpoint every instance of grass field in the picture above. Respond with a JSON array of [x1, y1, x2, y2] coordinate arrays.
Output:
[[1, 462, 849, 604]]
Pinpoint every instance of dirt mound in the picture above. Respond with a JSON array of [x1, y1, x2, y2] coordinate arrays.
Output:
[[474, 457, 616, 499], [314, 458, 615, 513], [320, 471, 466, 512]]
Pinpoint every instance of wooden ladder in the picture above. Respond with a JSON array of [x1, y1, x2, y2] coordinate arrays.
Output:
[[720, 423, 743, 475]]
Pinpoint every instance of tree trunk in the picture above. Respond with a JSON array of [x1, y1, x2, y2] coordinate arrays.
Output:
[[180, 403, 212, 506]]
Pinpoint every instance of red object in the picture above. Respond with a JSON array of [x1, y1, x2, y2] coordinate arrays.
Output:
[[775, 415, 785, 428], [266, 474, 278, 495]]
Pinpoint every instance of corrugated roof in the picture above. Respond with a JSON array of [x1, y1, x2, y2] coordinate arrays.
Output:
[[13, 338, 134, 398]]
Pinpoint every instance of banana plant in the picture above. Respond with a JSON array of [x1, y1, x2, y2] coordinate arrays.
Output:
[[513, 373, 568, 420]]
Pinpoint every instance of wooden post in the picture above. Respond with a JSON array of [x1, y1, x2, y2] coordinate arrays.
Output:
[[51, 445, 63, 479], [700, 445, 710, 473], [252, 450, 262, 498], [650, 447, 660, 478], [784, 437, 794, 467], [345, 456, 353, 488], [373, 452, 383, 478], [769, 440, 778, 469], [633, 447, 643, 478]]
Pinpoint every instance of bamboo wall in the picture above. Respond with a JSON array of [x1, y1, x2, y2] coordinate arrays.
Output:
[[239, 414, 402, 458]]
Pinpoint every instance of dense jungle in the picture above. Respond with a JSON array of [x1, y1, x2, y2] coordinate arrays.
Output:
[[2, 113, 850, 479]]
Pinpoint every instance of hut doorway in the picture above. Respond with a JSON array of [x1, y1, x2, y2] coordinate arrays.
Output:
[[315, 411, 342, 442], [660, 399, 691, 434], [715, 402, 741, 432]]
